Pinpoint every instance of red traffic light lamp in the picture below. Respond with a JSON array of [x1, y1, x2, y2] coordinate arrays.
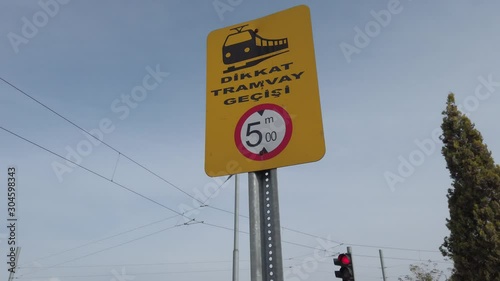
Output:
[[337, 254, 351, 265], [334, 253, 354, 281]]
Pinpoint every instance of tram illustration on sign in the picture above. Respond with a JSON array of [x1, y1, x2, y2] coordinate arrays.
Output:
[[222, 25, 289, 73]]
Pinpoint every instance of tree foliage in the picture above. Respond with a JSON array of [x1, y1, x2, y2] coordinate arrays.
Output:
[[398, 260, 450, 281], [440, 93, 500, 280]]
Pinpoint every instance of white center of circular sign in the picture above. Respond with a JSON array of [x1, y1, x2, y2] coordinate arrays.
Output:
[[240, 109, 287, 155], [235, 104, 293, 161]]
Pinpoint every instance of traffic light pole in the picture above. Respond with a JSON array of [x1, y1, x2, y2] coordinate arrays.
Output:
[[379, 249, 387, 281], [249, 169, 284, 281], [347, 247, 355, 280]]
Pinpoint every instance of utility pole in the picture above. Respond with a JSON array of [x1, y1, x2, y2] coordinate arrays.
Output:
[[232, 174, 240, 281], [379, 249, 387, 281], [8, 247, 21, 281]]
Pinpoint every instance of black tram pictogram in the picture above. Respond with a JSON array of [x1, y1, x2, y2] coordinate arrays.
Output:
[[222, 25, 289, 73]]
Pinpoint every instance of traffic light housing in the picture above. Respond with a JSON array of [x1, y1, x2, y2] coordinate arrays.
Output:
[[334, 253, 354, 280]]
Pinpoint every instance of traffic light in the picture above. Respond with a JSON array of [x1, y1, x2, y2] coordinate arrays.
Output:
[[334, 253, 354, 280]]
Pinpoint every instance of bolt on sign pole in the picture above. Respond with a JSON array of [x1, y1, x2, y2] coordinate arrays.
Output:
[[249, 169, 283, 281]]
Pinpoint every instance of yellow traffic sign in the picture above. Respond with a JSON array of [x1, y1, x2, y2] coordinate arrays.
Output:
[[205, 5, 325, 177]]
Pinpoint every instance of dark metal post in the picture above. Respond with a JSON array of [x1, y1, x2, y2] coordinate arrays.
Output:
[[8, 247, 21, 281], [347, 246, 355, 280], [379, 249, 387, 281]]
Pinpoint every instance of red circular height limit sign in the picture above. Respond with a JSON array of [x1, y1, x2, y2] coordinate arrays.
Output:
[[234, 104, 293, 161]]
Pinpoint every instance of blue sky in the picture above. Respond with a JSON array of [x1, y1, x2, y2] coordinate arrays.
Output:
[[1, 1, 500, 281]]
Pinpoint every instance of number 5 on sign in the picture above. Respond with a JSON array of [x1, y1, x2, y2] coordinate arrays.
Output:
[[235, 104, 292, 161]]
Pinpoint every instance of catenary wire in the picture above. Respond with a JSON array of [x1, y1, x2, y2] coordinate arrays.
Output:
[[1, 79, 449, 281], [17, 224, 183, 277], [0, 127, 344, 277], [206, 205, 441, 254], [0, 127, 330, 272], [17, 219, 332, 277], [1, 78, 451, 281], [281, 227, 440, 253], [201, 174, 233, 205], [2, 123, 445, 278], [18, 260, 241, 269], [0, 126, 187, 216], [2, 77, 443, 258], [16, 268, 250, 279], [354, 254, 452, 264], [0, 76, 229, 205], [19, 212, 196, 266]]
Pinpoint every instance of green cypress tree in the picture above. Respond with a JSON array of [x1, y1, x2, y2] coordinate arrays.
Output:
[[440, 93, 500, 280]]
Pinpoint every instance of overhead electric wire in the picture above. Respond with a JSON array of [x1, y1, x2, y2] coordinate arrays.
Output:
[[2, 76, 441, 254], [17, 224, 183, 278], [200, 221, 341, 252], [207, 205, 441, 254], [0, 126, 201, 276], [281, 226, 344, 244], [2, 123, 444, 278], [0, 76, 229, 205], [208, 205, 249, 218], [16, 268, 250, 279], [285, 251, 335, 261], [0, 127, 337, 275], [17, 219, 328, 278], [18, 213, 448, 279], [20, 212, 196, 266], [281, 227, 441, 253], [19, 260, 239, 269], [354, 254, 452, 264], [0, 125, 185, 217], [1, 77, 445, 274], [201, 174, 233, 205], [0, 127, 347, 278]]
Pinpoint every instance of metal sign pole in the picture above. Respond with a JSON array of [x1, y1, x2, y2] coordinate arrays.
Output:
[[232, 174, 240, 281], [249, 169, 284, 281]]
